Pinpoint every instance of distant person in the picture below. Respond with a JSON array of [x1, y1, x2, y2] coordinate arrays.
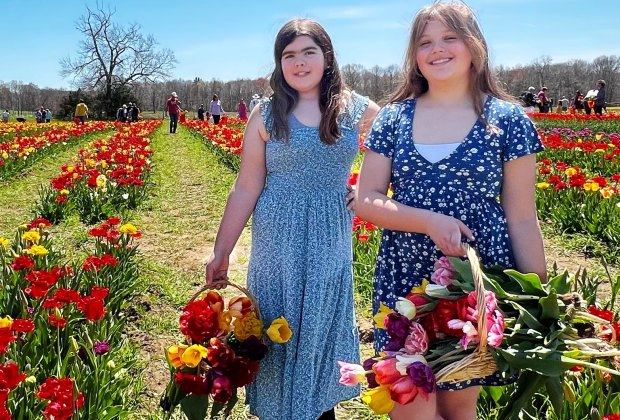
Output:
[[35, 108, 42, 123], [594, 80, 606, 116], [209, 94, 224, 124], [238, 99, 248, 120], [75, 99, 88, 124], [537, 87, 550, 113], [131, 102, 140, 122], [116, 104, 127, 122], [560, 96, 569, 112], [197, 104, 206, 121], [574, 90, 584, 113], [584, 88, 597, 115], [249, 93, 261, 111], [520, 86, 537, 113], [1, 110, 9, 122], [166, 92, 181, 133], [45, 109, 52, 123]]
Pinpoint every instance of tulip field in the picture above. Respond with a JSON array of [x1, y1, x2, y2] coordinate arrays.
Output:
[[1, 112, 619, 419]]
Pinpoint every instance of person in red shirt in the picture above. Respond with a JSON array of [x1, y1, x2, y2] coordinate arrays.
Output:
[[166, 92, 182, 133]]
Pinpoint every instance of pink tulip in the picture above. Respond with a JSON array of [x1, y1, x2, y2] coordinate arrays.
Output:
[[486, 310, 505, 347], [373, 358, 402, 385], [389, 376, 419, 405], [404, 322, 429, 355], [431, 267, 454, 286], [338, 361, 366, 386]]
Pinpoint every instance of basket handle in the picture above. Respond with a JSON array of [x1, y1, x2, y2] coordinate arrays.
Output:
[[464, 243, 488, 351], [188, 280, 262, 321]]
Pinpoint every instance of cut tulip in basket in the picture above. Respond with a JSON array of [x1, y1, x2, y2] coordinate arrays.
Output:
[[340, 244, 620, 417], [160, 280, 292, 419]]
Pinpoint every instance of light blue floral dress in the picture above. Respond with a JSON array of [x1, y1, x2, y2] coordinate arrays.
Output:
[[364, 96, 543, 390], [246, 93, 369, 419]]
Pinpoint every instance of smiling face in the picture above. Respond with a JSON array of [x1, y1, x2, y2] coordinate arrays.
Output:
[[415, 20, 473, 86], [280, 35, 325, 96]]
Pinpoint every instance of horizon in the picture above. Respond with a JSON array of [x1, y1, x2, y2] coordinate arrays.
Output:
[[1, 0, 619, 90]]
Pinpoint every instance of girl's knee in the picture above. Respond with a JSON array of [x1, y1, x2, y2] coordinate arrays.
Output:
[[437, 387, 480, 420]]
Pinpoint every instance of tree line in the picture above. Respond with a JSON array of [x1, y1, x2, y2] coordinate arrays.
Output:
[[1, 54, 618, 119]]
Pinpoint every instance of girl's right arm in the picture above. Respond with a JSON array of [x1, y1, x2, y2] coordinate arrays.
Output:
[[205, 105, 268, 285], [356, 150, 473, 257]]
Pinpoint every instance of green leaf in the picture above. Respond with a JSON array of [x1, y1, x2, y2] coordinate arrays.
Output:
[[547, 270, 572, 295], [508, 301, 545, 331], [486, 386, 505, 405], [497, 371, 547, 420], [539, 289, 561, 321], [494, 347, 577, 376], [180, 395, 210, 420], [504, 269, 546, 296], [449, 257, 473, 285], [544, 377, 564, 416]]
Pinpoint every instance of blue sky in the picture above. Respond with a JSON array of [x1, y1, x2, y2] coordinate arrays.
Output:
[[1, 0, 619, 89]]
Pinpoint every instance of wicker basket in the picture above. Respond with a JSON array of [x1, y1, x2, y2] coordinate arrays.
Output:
[[435, 244, 499, 385]]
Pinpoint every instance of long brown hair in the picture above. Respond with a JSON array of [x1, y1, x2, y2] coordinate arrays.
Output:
[[389, 1, 512, 117], [270, 18, 346, 144]]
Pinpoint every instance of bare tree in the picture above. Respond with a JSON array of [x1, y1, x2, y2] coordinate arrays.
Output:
[[532, 55, 553, 88], [59, 4, 176, 108]]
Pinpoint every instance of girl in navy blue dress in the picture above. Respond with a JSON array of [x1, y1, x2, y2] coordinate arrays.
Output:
[[356, 3, 547, 420]]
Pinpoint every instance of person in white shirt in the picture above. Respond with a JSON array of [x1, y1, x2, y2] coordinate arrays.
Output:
[[249, 93, 261, 112], [209, 94, 225, 124]]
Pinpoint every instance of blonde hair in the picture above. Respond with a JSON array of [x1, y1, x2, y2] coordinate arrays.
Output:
[[389, 1, 512, 117]]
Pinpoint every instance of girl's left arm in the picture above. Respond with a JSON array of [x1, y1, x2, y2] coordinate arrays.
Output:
[[501, 154, 547, 282]]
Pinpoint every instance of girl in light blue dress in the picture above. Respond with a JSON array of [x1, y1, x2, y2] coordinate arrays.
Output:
[[206, 18, 379, 420]]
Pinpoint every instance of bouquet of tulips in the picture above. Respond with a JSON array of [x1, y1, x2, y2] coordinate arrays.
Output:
[[160, 281, 292, 419], [340, 245, 620, 418]]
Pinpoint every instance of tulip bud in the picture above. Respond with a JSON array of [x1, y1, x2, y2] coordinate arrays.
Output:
[[106, 360, 116, 369]]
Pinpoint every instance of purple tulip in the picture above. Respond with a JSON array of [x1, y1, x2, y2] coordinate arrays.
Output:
[[94, 341, 110, 355], [385, 312, 410, 340], [406, 361, 436, 394]]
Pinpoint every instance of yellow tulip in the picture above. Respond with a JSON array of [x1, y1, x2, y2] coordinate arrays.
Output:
[[60, 189, 70, 196], [119, 223, 138, 235], [595, 134, 603, 141], [600, 187, 615, 199], [565, 167, 578, 177], [27, 245, 48, 256], [180, 344, 208, 368], [232, 311, 263, 340], [22, 230, 41, 243], [167, 344, 189, 368], [410, 279, 429, 294], [536, 182, 550, 189], [361, 385, 395, 415], [96, 174, 107, 188], [0, 316, 13, 329], [373, 302, 393, 329], [0, 237, 10, 249], [267, 317, 293, 343]]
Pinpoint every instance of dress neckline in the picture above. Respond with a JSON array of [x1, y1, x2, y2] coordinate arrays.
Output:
[[408, 96, 491, 166]]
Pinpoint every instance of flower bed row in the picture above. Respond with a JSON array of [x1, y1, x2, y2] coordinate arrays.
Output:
[[34, 120, 160, 224], [0, 121, 78, 143], [0, 216, 143, 419], [0, 121, 114, 180]]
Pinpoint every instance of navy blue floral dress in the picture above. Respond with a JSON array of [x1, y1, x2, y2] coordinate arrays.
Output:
[[364, 96, 543, 390]]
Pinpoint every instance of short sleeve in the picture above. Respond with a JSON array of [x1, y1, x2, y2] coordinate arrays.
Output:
[[348, 91, 370, 129], [259, 98, 273, 136], [363, 104, 400, 159], [502, 106, 544, 162]]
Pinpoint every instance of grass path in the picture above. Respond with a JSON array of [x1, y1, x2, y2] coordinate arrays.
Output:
[[126, 124, 254, 418]]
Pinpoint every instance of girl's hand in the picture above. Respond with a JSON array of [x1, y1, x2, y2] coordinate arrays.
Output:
[[426, 213, 474, 257], [205, 252, 230, 290], [346, 185, 356, 210]]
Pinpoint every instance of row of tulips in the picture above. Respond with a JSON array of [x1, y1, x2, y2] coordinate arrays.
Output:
[[182, 117, 244, 172], [33, 120, 160, 225], [0, 216, 144, 419], [531, 112, 620, 132], [0, 121, 114, 180], [0, 121, 80, 142]]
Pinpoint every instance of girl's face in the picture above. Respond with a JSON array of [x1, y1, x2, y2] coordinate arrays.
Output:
[[415, 20, 472, 85], [281, 35, 325, 96]]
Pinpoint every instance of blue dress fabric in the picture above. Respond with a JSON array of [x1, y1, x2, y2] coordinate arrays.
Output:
[[246, 92, 369, 419], [364, 96, 544, 390]]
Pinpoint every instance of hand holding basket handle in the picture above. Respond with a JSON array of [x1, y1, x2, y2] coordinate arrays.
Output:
[[204, 252, 230, 290]]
